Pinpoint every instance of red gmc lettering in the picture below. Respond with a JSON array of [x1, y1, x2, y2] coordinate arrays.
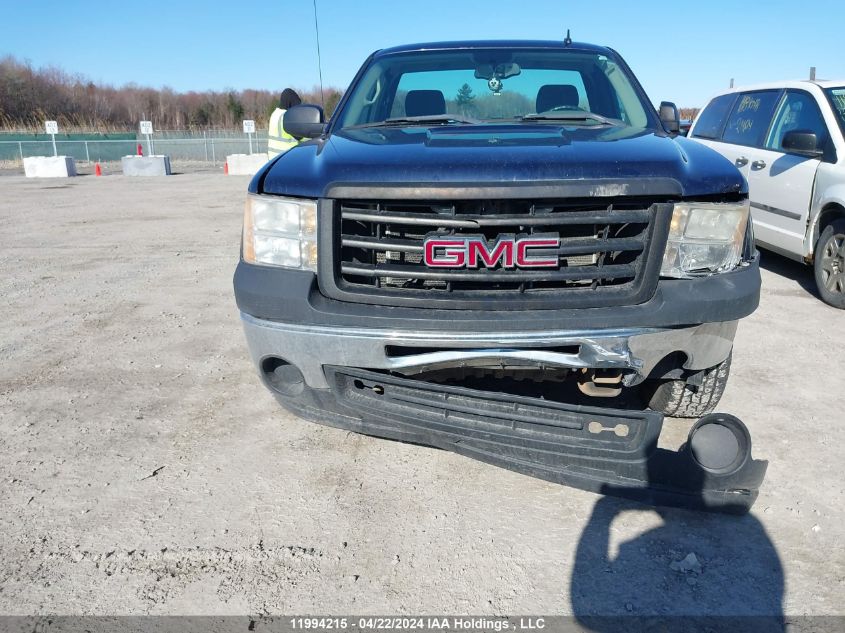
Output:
[[424, 239, 466, 267], [516, 238, 561, 267], [467, 240, 514, 268], [424, 236, 560, 268]]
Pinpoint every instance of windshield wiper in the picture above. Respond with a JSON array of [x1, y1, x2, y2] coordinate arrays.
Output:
[[348, 114, 483, 129], [519, 111, 623, 126]]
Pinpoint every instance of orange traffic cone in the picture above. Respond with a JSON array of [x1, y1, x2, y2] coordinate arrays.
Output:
[[224, 162, 229, 175], [95, 163, 102, 176]]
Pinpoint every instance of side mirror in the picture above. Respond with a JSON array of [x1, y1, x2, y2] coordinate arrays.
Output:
[[659, 101, 680, 134], [283, 104, 326, 139], [782, 130, 823, 158]]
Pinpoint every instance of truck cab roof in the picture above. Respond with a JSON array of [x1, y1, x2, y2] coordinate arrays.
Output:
[[374, 40, 614, 58]]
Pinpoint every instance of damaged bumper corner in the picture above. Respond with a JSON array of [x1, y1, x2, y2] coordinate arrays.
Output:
[[266, 365, 767, 514]]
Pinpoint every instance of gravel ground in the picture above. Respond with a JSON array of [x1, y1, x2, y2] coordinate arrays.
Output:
[[0, 173, 843, 617]]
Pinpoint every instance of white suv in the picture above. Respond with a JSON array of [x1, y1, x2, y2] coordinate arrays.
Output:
[[689, 81, 845, 308]]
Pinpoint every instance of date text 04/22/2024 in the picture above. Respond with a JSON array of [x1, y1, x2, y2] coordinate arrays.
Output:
[[288, 617, 547, 631]]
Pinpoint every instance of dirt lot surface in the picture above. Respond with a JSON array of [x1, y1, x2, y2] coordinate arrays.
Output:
[[1, 174, 843, 617]]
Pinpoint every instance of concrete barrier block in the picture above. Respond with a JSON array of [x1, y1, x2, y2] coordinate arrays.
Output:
[[23, 156, 77, 178], [121, 155, 172, 176], [226, 153, 268, 176]]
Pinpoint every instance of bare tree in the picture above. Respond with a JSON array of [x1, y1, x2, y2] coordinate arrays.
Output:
[[0, 55, 344, 131]]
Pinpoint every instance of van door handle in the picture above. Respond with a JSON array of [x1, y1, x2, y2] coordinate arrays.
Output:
[[751, 159, 767, 170], [735, 156, 748, 166]]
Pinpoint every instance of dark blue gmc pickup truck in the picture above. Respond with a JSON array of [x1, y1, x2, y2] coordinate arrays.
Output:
[[234, 40, 767, 512]]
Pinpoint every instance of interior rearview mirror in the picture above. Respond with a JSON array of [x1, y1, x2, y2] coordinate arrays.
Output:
[[474, 64, 495, 80], [474, 62, 521, 80], [495, 63, 521, 79], [659, 101, 680, 134], [283, 104, 326, 139]]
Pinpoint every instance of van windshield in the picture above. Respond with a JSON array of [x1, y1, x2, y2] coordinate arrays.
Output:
[[825, 87, 845, 135], [335, 48, 655, 131]]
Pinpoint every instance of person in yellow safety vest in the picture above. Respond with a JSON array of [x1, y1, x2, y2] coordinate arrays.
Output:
[[267, 88, 302, 159]]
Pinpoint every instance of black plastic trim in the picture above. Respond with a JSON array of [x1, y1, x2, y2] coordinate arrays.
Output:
[[233, 253, 761, 331], [751, 201, 801, 221], [267, 366, 767, 514]]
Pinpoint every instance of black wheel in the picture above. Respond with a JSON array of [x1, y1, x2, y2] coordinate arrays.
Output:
[[814, 219, 845, 309], [645, 353, 732, 419]]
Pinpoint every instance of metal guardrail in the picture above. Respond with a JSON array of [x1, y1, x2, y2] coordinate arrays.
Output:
[[0, 136, 270, 164]]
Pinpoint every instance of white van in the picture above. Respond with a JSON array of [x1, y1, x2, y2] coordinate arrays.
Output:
[[689, 81, 845, 308]]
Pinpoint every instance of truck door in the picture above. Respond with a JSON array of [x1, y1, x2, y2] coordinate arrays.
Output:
[[744, 90, 828, 258]]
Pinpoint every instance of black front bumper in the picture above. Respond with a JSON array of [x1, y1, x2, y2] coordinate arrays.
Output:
[[236, 256, 764, 514], [269, 366, 767, 514], [233, 254, 761, 332]]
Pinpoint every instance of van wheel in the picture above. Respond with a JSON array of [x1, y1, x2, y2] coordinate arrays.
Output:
[[814, 219, 845, 309], [646, 354, 731, 418]]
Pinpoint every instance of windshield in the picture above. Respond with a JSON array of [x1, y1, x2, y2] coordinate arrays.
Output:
[[334, 47, 655, 130], [825, 87, 845, 136]]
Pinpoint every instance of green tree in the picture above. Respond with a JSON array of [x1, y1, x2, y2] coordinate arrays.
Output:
[[226, 92, 244, 122], [190, 102, 214, 126], [455, 83, 476, 115]]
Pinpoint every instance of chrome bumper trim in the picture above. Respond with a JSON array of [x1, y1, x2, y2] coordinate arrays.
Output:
[[240, 313, 737, 389]]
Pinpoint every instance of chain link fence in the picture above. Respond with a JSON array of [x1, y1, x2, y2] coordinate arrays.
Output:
[[0, 132, 270, 164]]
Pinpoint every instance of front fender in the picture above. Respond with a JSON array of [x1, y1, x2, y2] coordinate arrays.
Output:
[[807, 168, 845, 256]]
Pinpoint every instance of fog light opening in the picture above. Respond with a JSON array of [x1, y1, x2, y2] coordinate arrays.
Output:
[[686, 413, 751, 476], [261, 357, 305, 397]]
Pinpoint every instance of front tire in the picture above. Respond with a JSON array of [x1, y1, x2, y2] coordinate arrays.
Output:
[[646, 354, 732, 418], [814, 219, 845, 309]]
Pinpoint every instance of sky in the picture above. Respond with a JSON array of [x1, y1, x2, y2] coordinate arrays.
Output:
[[2, 0, 844, 108]]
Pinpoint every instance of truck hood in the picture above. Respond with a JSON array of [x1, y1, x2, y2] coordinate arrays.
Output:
[[257, 124, 746, 199]]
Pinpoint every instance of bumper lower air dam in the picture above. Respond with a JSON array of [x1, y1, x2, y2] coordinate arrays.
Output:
[[265, 365, 767, 514]]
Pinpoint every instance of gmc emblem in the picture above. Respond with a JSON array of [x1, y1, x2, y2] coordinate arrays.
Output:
[[423, 234, 560, 269]]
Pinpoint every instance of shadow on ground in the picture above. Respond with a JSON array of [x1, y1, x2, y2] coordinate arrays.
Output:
[[570, 453, 784, 631], [758, 250, 818, 298]]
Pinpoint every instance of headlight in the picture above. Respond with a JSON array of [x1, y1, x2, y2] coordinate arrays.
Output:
[[661, 201, 750, 278], [242, 195, 318, 271]]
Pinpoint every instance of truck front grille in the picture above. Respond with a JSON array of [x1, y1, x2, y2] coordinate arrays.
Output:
[[323, 198, 672, 310]]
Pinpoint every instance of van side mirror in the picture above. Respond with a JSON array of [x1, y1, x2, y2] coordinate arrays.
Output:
[[659, 101, 680, 134], [782, 130, 823, 158], [284, 104, 326, 139]]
